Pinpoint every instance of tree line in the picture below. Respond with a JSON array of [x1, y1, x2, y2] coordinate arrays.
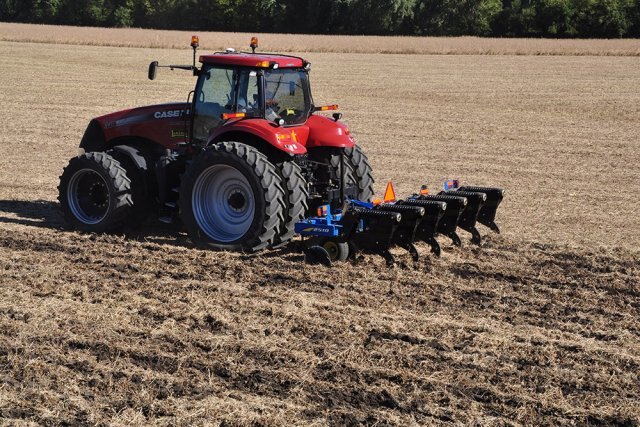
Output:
[[1, 0, 639, 38]]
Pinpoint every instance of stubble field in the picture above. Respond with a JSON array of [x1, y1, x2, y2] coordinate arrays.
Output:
[[0, 26, 639, 426]]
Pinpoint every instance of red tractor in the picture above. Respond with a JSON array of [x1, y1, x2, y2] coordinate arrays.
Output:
[[58, 36, 374, 252]]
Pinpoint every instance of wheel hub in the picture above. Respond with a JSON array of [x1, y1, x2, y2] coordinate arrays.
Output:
[[192, 164, 256, 243], [228, 191, 246, 212], [68, 169, 110, 225], [89, 182, 108, 208]]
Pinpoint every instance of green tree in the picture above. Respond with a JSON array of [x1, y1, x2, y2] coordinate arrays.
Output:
[[0, 0, 59, 23], [303, 0, 354, 34], [0, 0, 20, 20], [56, 0, 110, 26], [533, 0, 576, 36], [350, 0, 417, 35], [112, 0, 134, 27], [491, 0, 536, 36], [627, 0, 640, 36], [415, 0, 502, 35], [226, 0, 278, 32], [574, 0, 632, 37]]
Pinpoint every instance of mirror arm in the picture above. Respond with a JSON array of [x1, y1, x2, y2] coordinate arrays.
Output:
[[148, 62, 200, 80]]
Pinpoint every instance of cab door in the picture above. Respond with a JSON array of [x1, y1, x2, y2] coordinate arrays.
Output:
[[191, 66, 263, 145], [192, 66, 236, 144]]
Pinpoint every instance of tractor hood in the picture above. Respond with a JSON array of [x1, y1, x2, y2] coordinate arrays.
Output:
[[81, 103, 191, 152]]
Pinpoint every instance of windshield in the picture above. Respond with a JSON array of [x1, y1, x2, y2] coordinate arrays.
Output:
[[264, 69, 311, 126]]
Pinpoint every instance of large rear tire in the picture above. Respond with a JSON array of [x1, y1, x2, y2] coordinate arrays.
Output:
[[58, 152, 133, 232], [272, 161, 309, 248], [179, 142, 286, 252]]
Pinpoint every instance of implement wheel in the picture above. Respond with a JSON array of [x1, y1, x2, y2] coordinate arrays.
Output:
[[322, 240, 349, 262], [305, 238, 349, 262], [179, 142, 285, 252]]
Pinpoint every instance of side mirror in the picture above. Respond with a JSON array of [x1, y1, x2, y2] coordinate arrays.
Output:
[[148, 61, 158, 80]]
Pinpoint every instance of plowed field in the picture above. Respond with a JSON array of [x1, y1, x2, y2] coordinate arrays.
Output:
[[0, 36, 638, 426]]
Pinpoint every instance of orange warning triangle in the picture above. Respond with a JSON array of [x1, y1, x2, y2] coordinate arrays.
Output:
[[383, 181, 396, 202]]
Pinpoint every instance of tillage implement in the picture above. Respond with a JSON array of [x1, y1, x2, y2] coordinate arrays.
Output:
[[58, 36, 505, 266], [296, 180, 504, 266]]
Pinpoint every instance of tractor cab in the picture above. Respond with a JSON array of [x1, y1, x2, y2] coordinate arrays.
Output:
[[148, 36, 317, 147], [192, 53, 313, 144]]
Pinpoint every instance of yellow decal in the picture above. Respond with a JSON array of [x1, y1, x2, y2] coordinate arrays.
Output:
[[171, 129, 186, 139]]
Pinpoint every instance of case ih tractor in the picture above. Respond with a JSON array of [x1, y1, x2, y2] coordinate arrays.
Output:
[[59, 36, 504, 265]]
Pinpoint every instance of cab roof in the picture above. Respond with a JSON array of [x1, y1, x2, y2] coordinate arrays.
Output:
[[199, 52, 305, 69]]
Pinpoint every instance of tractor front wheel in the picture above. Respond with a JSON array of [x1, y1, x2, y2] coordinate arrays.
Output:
[[58, 152, 133, 232], [179, 142, 286, 252]]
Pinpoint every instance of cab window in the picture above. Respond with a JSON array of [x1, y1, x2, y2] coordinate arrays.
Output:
[[192, 67, 235, 143], [192, 67, 262, 143]]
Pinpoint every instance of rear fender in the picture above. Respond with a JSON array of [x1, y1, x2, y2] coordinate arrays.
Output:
[[208, 119, 307, 155], [305, 115, 356, 149]]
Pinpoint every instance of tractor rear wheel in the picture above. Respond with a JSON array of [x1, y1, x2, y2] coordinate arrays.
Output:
[[272, 160, 309, 248], [58, 152, 133, 232], [179, 142, 286, 252]]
